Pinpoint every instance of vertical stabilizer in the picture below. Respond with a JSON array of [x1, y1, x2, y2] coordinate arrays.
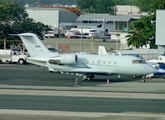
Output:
[[98, 46, 108, 55], [18, 33, 50, 58]]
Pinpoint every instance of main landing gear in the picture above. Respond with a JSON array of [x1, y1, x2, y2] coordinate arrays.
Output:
[[133, 75, 146, 83], [82, 74, 95, 81]]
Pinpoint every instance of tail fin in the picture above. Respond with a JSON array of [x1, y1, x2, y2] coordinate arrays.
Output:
[[98, 46, 108, 55], [17, 33, 50, 58]]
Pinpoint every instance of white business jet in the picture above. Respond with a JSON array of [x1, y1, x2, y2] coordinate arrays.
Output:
[[13, 33, 157, 83], [73, 26, 110, 42], [73, 19, 110, 42]]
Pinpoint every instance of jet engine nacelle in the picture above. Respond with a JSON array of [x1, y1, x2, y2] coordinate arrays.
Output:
[[50, 54, 78, 64]]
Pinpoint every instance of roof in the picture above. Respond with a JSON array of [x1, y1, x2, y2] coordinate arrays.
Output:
[[58, 8, 78, 23], [115, 5, 139, 15], [77, 14, 134, 22]]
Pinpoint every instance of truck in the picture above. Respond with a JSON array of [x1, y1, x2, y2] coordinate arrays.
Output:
[[65, 30, 81, 38], [44, 28, 66, 38], [44, 30, 60, 38], [0, 49, 27, 65]]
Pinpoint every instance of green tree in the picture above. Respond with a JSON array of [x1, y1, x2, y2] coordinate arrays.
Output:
[[77, 0, 96, 13], [0, 2, 28, 23], [12, 18, 50, 40], [150, 0, 165, 13], [134, 0, 155, 12], [0, 2, 51, 49], [95, 0, 115, 14], [127, 15, 156, 49], [76, 0, 134, 14], [1, 0, 78, 6], [127, 0, 165, 49]]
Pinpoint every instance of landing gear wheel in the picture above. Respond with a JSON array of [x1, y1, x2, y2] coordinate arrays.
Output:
[[133, 75, 137, 78], [82, 76, 87, 81], [141, 76, 146, 83], [87, 76, 92, 81], [141, 80, 146, 83], [103, 39, 106, 42]]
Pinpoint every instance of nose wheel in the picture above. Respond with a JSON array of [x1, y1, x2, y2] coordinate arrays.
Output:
[[141, 76, 146, 83]]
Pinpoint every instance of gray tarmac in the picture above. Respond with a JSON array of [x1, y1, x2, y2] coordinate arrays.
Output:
[[0, 64, 165, 120]]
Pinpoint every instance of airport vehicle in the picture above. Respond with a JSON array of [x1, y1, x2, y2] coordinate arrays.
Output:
[[44, 28, 65, 38], [47, 47, 62, 53], [44, 29, 60, 38], [13, 33, 157, 83], [0, 49, 27, 64], [65, 30, 81, 38]]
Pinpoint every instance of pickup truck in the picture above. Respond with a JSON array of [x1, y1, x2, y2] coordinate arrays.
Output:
[[44, 30, 60, 38], [0, 49, 27, 64]]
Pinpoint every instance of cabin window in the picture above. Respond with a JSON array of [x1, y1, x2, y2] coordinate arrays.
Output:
[[92, 61, 94, 64], [114, 61, 116, 64], [83, 20, 88, 23], [103, 61, 105, 64], [109, 61, 111, 64]]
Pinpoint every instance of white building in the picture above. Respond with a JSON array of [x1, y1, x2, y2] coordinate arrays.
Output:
[[156, 10, 165, 55], [115, 5, 150, 16], [26, 8, 78, 28]]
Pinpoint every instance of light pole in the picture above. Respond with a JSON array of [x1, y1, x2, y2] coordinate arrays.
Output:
[[80, 12, 83, 52]]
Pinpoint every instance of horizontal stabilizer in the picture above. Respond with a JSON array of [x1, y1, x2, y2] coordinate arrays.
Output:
[[46, 61, 57, 72]]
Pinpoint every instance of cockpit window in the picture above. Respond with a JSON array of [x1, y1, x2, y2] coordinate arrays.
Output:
[[132, 60, 145, 64], [155, 66, 160, 70]]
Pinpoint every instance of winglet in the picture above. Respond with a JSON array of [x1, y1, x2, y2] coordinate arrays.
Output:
[[98, 46, 108, 55]]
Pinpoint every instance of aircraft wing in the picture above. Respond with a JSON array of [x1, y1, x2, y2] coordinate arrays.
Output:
[[98, 35, 111, 39], [73, 34, 111, 39], [50, 67, 114, 75]]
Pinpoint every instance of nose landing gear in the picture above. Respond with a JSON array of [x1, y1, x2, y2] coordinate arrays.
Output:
[[141, 76, 146, 83]]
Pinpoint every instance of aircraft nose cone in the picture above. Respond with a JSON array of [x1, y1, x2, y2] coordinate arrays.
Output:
[[150, 66, 158, 73]]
